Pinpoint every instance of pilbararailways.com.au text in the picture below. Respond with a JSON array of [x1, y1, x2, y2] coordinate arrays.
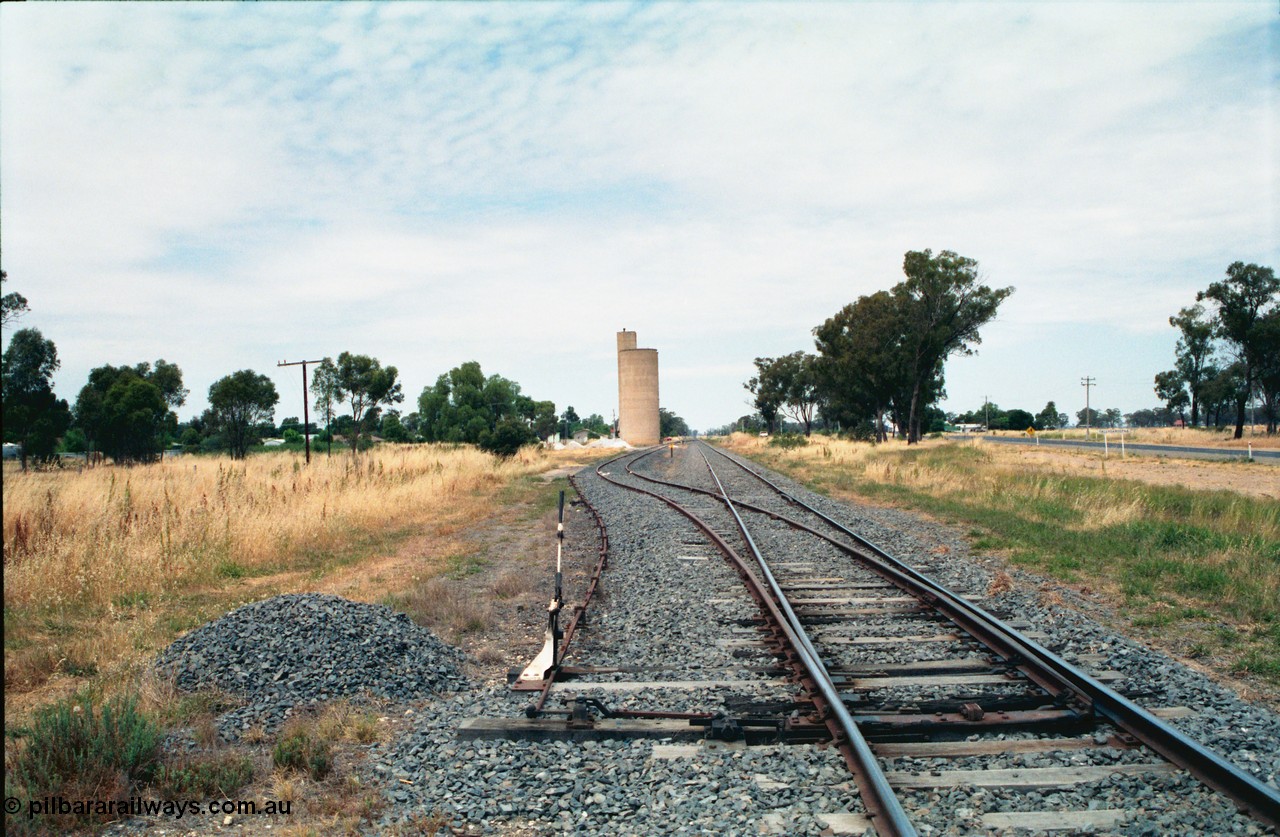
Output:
[[8, 795, 293, 820]]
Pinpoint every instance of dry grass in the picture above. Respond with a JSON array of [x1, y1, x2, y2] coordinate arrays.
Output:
[[385, 576, 494, 641], [2, 443, 602, 719]]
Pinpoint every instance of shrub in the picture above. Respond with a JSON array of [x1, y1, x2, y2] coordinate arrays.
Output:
[[479, 416, 535, 458], [7, 694, 160, 830], [769, 433, 808, 449], [153, 752, 253, 798], [273, 725, 332, 780], [843, 420, 878, 442]]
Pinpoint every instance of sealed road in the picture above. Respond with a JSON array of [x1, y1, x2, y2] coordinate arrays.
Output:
[[973, 434, 1279, 464]]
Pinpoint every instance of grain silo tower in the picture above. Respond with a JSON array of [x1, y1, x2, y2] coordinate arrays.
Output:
[[617, 329, 660, 446]]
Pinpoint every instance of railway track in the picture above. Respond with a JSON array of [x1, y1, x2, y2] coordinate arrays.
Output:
[[466, 441, 1279, 834]]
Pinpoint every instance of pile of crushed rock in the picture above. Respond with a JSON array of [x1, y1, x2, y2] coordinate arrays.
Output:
[[155, 593, 467, 738]]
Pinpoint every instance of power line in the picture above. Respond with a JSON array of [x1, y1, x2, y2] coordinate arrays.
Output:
[[278, 359, 323, 464], [1081, 376, 1096, 438]]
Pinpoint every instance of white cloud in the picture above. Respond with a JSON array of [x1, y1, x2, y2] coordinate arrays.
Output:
[[2, 2, 1274, 432]]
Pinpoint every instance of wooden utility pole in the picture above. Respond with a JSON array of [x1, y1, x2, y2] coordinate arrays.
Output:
[[1081, 376, 1096, 439], [278, 359, 323, 464]]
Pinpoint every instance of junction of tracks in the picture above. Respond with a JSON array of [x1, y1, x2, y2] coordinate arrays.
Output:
[[462, 441, 1280, 835]]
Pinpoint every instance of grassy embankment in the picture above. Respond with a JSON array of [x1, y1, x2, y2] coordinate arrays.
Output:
[[719, 433, 1280, 689], [3, 443, 606, 834]]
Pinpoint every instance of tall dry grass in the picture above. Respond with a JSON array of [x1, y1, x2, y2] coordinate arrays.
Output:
[[2, 444, 559, 701], [4, 446, 547, 610]]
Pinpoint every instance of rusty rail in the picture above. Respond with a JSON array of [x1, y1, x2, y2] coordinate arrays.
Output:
[[517, 463, 618, 717], [601, 448, 917, 837], [690, 441, 1280, 832]]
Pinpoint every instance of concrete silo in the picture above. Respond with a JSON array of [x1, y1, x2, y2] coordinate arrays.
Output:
[[617, 329, 660, 446]]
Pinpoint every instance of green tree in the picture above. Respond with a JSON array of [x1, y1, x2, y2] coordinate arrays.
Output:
[[1035, 401, 1061, 430], [1075, 407, 1101, 428], [580, 413, 610, 435], [895, 250, 1013, 443], [813, 290, 908, 442], [310, 358, 341, 452], [484, 416, 535, 457], [1254, 310, 1280, 434], [335, 352, 403, 454], [745, 357, 788, 434], [529, 400, 558, 441], [746, 353, 821, 436], [1125, 408, 1166, 428], [380, 411, 409, 442], [775, 352, 821, 436], [1199, 363, 1243, 428], [1197, 262, 1279, 438], [561, 406, 581, 430], [1005, 408, 1036, 432], [207, 370, 279, 459], [140, 359, 188, 410], [1, 271, 30, 328], [1168, 304, 1216, 427], [73, 365, 172, 463], [659, 408, 690, 438], [2, 328, 71, 468], [1154, 369, 1190, 424], [417, 361, 551, 446]]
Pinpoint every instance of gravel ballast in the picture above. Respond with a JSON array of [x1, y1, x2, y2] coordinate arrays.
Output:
[[155, 593, 468, 737]]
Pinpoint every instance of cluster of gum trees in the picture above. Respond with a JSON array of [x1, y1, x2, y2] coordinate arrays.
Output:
[[0, 273, 413, 464], [1155, 262, 1279, 436], [748, 250, 1013, 443], [414, 360, 554, 456]]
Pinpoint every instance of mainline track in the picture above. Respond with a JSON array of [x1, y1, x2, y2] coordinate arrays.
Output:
[[592, 440, 1280, 834]]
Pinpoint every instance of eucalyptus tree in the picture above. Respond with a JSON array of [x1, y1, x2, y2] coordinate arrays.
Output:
[[813, 290, 906, 442], [1, 270, 30, 328], [1168, 304, 1215, 426], [73, 362, 182, 463], [1197, 262, 1279, 438], [895, 250, 1012, 443], [2, 328, 71, 468], [207, 370, 279, 459], [335, 352, 403, 453], [745, 357, 787, 434]]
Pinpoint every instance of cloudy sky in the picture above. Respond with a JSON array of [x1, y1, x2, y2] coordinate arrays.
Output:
[[1, 2, 1275, 433]]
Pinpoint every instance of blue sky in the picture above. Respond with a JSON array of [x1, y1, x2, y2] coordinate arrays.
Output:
[[1, 2, 1275, 433]]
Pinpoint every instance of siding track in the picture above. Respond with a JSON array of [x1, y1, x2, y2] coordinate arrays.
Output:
[[565, 440, 1280, 835]]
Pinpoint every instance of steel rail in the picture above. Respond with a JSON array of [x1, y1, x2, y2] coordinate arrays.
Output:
[[686, 441, 1280, 831], [599, 449, 918, 837]]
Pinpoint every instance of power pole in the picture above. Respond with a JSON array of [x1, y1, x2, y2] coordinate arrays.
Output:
[[1081, 376, 1096, 439], [278, 359, 323, 464]]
